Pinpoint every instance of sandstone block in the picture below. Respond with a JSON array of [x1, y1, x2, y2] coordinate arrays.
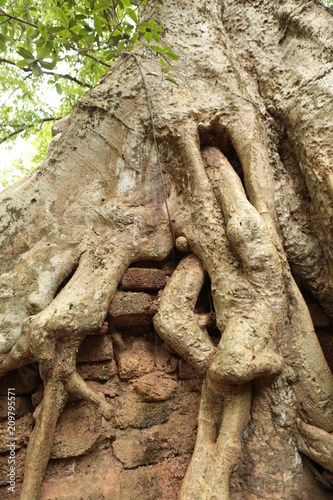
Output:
[[112, 409, 198, 468], [77, 360, 117, 381], [133, 373, 178, 401], [77, 335, 114, 362], [51, 402, 105, 459], [0, 396, 31, 420], [0, 414, 34, 453], [0, 447, 26, 487], [0, 366, 40, 396], [120, 268, 166, 291], [109, 292, 157, 327]]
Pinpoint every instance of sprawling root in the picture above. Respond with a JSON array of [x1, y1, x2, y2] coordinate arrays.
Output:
[[154, 253, 215, 373]]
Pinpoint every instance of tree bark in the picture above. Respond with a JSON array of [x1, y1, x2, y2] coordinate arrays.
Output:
[[1, 0, 333, 498]]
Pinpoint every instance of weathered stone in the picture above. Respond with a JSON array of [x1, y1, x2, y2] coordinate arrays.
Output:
[[86, 378, 121, 398], [77, 360, 117, 381], [40, 451, 123, 500], [113, 387, 177, 429], [308, 303, 330, 327], [109, 292, 157, 327], [50, 402, 106, 459], [0, 414, 34, 453], [77, 335, 114, 362], [111, 405, 198, 468], [0, 396, 31, 420], [133, 373, 178, 401], [120, 455, 191, 500], [154, 346, 179, 374], [0, 367, 40, 396], [115, 337, 156, 380], [120, 268, 167, 291], [178, 360, 203, 380], [0, 447, 26, 487]]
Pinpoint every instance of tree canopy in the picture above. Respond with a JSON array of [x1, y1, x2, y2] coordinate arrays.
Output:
[[0, 0, 178, 187]]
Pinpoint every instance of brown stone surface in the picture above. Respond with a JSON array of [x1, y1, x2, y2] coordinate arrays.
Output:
[[133, 373, 178, 401], [178, 359, 203, 380], [112, 387, 177, 429], [40, 451, 123, 500], [109, 292, 157, 327], [0, 447, 26, 487], [0, 396, 31, 420], [50, 401, 106, 459], [0, 414, 33, 453], [0, 367, 40, 396], [77, 359, 117, 381], [120, 268, 167, 291], [120, 455, 191, 500], [77, 335, 114, 362], [114, 336, 178, 380], [111, 403, 199, 468]]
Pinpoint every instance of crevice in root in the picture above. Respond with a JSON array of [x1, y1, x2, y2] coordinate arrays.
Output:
[[53, 264, 78, 298], [303, 456, 333, 491], [198, 121, 246, 190]]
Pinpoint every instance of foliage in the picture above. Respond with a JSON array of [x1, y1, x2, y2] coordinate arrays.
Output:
[[0, 0, 177, 188]]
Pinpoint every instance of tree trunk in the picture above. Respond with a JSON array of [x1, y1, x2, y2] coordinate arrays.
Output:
[[1, 0, 333, 498]]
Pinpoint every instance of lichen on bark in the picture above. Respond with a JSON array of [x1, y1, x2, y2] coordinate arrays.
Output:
[[1, 0, 333, 498]]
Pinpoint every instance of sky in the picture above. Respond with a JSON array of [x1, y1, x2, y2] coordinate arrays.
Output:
[[0, 80, 63, 192]]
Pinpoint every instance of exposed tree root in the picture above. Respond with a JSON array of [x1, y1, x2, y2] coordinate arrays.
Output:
[[180, 380, 252, 500], [1, 1, 333, 498], [154, 253, 215, 374], [296, 419, 333, 473]]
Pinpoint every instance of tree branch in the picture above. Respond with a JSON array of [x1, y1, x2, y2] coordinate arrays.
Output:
[[0, 117, 62, 144], [0, 9, 38, 28], [0, 58, 92, 87]]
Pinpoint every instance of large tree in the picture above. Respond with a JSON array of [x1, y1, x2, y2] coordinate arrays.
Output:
[[1, 0, 333, 498]]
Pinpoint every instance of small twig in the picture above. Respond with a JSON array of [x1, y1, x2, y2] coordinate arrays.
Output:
[[0, 117, 62, 144], [0, 58, 91, 87], [0, 9, 37, 28]]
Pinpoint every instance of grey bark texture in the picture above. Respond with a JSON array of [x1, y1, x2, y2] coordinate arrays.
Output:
[[1, 0, 333, 498]]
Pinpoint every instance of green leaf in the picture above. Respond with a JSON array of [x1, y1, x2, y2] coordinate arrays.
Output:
[[57, 7, 69, 27], [55, 83, 63, 94], [38, 22, 47, 39], [165, 75, 178, 85], [32, 62, 42, 77], [0, 39, 5, 52], [40, 60, 56, 70], [93, 2, 111, 13], [165, 51, 179, 61], [17, 47, 34, 60], [93, 15, 103, 35], [132, 31, 139, 43], [36, 46, 51, 61], [16, 59, 28, 68], [145, 32, 153, 43], [151, 45, 165, 54], [126, 8, 137, 23]]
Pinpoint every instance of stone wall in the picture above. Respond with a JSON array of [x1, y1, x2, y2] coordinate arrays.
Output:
[[0, 261, 332, 499]]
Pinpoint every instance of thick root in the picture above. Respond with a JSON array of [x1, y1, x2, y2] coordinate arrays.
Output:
[[154, 253, 215, 374], [180, 379, 252, 500], [296, 419, 333, 473]]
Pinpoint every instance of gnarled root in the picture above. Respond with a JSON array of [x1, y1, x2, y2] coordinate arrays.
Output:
[[180, 379, 252, 500], [154, 253, 215, 374], [296, 419, 333, 474]]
